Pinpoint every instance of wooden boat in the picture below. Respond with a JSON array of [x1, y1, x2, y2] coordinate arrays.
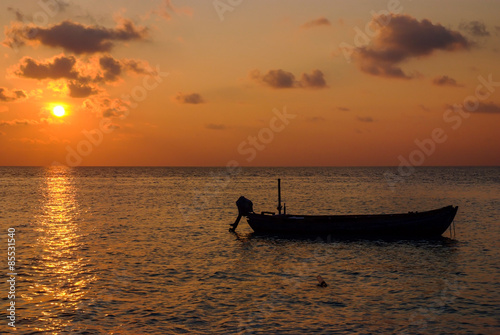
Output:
[[230, 179, 458, 237]]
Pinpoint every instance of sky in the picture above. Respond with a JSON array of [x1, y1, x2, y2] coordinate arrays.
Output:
[[0, 0, 499, 166]]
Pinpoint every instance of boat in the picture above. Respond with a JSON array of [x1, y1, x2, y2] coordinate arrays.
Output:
[[230, 179, 458, 238]]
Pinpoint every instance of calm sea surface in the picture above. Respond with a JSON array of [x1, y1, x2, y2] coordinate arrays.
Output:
[[0, 167, 499, 334]]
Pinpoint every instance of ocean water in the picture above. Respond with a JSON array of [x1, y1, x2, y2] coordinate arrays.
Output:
[[0, 166, 499, 334]]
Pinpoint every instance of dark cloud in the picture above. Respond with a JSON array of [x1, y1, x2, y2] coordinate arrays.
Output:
[[175, 92, 205, 104], [251, 69, 327, 89], [13, 55, 151, 98], [251, 69, 296, 88], [0, 119, 40, 127], [98, 56, 151, 81], [459, 21, 490, 37], [4, 19, 147, 54], [301, 17, 331, 29], [0, 88, 27, 102], [337, 107, 351, 112], [356, 116, 374, 123], [473, 102, 500, 114], [206, 124, 226, 130], [13, 55, 98, 98], [433, 75, 462, 87], [123, 59, 150, 74], [83, 97, 129, 119], [300, 70, 327, 88], [100, 55, 122, 82], [67, 81, 98, 98], [353, 14, 469, 79], [14, 55, 79, 80]]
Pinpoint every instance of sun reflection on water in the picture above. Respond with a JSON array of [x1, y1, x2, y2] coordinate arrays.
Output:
[[24, 166, 94, 333]]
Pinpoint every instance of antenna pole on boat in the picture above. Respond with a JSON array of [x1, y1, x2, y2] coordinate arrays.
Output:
[[277, 178, 282, 215]]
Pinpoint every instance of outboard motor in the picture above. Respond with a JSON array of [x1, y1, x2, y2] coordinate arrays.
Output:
[[236, 196, 253, 216], [230, 196, 253, 232]]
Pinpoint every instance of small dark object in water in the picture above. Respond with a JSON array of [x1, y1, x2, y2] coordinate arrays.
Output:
[[317, 275, 328, 287]]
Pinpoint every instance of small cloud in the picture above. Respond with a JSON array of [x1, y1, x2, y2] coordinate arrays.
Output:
[[250, 69, 327, 89], [175, 92, 205, 104], [206, 123, 226, 130], [301, 17, 331, 29], [250, 69, 296, 88], [356, 116, 374, 123], [337, 107, 351, 112], [459, 21, 490, 37], [0, 87, 27, 102], [299, 69, 327, 88], [473, 102, 500, 114], [82, 96, 130, 119], [432, 75, 462, 87], [0, 119, 40, 127]]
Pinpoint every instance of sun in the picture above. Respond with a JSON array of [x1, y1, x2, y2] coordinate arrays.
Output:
[[52, 105, 66, 117]]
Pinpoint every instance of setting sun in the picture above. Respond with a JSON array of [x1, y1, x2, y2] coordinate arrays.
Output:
[[53, 106, 66, 117]]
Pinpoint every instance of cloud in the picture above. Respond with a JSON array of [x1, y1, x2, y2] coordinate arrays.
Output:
[[0, 119, 40, 127], [251, 69, 295, 88], [301, 17, 331, 29], [433, 75, 462, 87], [98, 55, 151, 81], [4, 19, 147, 54], [0, 87, 27, 102], [353, 14, 469, 79], [14, 55, 79, 80], [356, 116, 374, 123], [459, 21, 490, 37], [7, 7, 25, 21], [82, 96, 130, 118], [12, 55, 99, 98], [175, 92, 205, 104], [250, 69, 327, 89], [206, 123, 226, 130], [12, 54, 152, 98], [300, 70, 327, 88], [99, 55, 122, 81], [67, 80, 98, 98], [337, 107, 351, 112], [473, 102, 500, 114]]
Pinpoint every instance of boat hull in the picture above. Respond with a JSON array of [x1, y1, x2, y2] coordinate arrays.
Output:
[[246, 206, 458, 237]]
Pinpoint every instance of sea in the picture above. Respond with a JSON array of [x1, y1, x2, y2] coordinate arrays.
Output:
[[0, 166, 498, 334]]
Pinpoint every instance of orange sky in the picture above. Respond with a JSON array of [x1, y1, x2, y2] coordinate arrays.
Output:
[[0, 0, 499, 166]]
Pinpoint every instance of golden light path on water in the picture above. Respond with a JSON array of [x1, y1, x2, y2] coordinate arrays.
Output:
[[24, 167, 95, 333]]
